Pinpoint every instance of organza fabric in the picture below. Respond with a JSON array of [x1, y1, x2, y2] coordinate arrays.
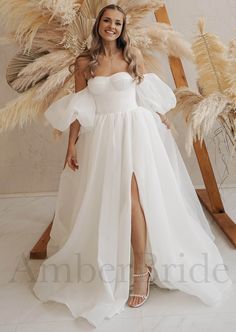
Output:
[[33, 72, 232, 327]]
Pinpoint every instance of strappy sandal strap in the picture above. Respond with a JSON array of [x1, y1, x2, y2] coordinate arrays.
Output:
[[128, 267, 152, 308], [133, 265, 152, 278], [133, 270, 149, 277], [129, 294, 147, 298]]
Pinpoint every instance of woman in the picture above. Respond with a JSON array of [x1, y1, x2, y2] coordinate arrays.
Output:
[[33, 4, 232, 327]]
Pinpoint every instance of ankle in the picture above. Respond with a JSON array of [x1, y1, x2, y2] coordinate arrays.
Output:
[[133, 263, 148, 274]]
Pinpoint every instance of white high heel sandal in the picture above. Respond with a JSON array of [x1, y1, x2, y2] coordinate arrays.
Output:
[[128, 265, 153, 308]]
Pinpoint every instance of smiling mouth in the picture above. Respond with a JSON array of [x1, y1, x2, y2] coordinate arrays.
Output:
[[105, 30, 116, 35]]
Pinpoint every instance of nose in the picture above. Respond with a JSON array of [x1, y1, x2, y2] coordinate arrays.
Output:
[[109, 21, 116, 30]]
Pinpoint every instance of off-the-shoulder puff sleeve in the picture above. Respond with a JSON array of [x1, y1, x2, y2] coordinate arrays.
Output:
[[44, 87, 96, 132], [136, 73, 176, 115]]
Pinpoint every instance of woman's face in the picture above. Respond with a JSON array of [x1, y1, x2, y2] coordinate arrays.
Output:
[[98, 9, 124, 42]]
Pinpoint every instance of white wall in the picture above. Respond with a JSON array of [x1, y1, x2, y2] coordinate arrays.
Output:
[[1, 0, 236, 195]]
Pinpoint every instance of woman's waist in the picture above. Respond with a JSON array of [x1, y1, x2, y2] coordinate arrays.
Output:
[[95, 98, 138, 114]]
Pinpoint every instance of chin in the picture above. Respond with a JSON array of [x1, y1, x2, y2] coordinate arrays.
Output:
[[101, 36, 118, 42]]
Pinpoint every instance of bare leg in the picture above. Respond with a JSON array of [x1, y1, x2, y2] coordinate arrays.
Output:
[[128, 173, 150, 307]]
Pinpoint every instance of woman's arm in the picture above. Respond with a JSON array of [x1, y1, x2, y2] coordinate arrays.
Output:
[[64, 56, 89, 171]]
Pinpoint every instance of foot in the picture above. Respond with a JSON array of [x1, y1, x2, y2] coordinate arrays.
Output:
[[128, 265, 152, 307]]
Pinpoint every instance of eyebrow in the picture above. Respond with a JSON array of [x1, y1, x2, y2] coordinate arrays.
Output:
[[103, 16, 122, 22]]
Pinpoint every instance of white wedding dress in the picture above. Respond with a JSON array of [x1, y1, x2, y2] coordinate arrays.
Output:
[[33, 72, 232, 327]]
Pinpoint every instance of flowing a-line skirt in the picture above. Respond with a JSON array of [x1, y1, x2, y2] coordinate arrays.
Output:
[[33, 107, 232, 327]]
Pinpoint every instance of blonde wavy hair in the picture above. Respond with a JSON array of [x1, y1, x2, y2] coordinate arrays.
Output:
[[70, 4, 144, 83]]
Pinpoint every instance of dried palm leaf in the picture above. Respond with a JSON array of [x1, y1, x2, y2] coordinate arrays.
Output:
[[6, 50, 49, 92], [38, 0, 81, 24], [30, 26, 66, 53], [6, 21, 68, 92], [193, 93, 230, 141], [0, 83, 57, 132], [35, 67, 72, 100], [11, 72, 47, 93], [118, 0, 164, 26], [129, 27, 152, 48], [79, 0, 108, 18], [11, 50, 74, 93], [0, 0, 51, 53], [173, 88, 204, 122], [118, 0, 163, 13], [62, 13, 94, 56], [53, 75, 76, 100], [18, 50, 74, 77], [192, 17, 230, 97], [228, 38, 236, 57], [185, 93, 230, 155], [16, 14, 52, 53], [224, 39, 236, 100], [144, 23, 193, 60], [140, 48, 162, 76], [218, 107, 236, 142]]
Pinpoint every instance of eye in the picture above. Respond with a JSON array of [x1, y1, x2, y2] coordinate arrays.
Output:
[[116, 22, 122, 26]]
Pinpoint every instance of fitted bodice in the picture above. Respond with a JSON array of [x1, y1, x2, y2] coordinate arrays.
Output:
[[44, 71, 177, 132], [87, 72, 138, 114]]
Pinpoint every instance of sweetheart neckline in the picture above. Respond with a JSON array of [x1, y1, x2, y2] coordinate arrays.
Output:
[[88, 71, 132, 82], [87, 72, 153, 83]]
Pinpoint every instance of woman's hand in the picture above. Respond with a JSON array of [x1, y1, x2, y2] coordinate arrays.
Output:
[[64, 144, 79, 171], [158, 113, 171, 129]]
